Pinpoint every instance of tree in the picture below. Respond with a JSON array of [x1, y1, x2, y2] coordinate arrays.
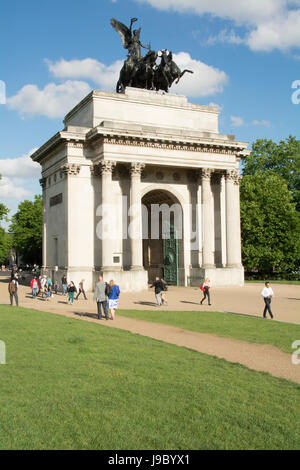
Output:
[[9, 195, 42, 264], [243, 136, 300, 211], [240, 173, 300, 273], [0, 174, 11, 264]]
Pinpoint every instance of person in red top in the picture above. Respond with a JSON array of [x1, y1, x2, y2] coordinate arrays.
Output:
[[30, 277, 39, 299]]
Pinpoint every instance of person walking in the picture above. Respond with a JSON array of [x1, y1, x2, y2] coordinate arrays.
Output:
[[8, 277, 19, 306], [108, 280, 120, 320], [261, 281, 274, 319], [67, 281, 77, 305], [151, 277, 164, 306], [61, 274, 67, 296], [53, 280, 58, 295], [75, 279, 87, 300], [160, 278, 168, 306], [200, 278, 211, 305], [30, 276, 39, 299], [94, 276, 109, 320], [37, 275, 42, 296]]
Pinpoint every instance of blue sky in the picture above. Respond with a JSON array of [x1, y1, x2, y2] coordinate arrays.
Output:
[[1, 0, 300, 222]]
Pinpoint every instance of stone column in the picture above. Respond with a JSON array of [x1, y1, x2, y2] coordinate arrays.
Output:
[[201, 168, 215, 267], [100, 160, 116, 270], [39, 177, 47, 269], [225, 169, 242, 267], [130, 162, 145, 270]]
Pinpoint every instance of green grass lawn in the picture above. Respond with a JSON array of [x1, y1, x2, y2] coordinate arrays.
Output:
[[0, 305, 300, 450], [117, 309, 300, 354]]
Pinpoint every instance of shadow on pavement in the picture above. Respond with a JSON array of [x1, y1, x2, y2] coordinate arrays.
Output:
[[134, 301, 157, 307], [74, 311, 98, 320]]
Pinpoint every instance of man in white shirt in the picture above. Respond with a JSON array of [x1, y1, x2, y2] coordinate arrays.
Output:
[[261, 282, 274, 319]]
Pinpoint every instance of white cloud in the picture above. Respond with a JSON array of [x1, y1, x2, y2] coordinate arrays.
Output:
[[46, 58, 123, 91], [0, 149, 41, 225], [230, 116, 245, 127], [135, 0, 285, 24], [0, 175, 32, 200], [6, 80, 91, 118], [203, 29, 245, 47], [252, 119, 271, 127], [169, 52, 228, 97], [135, 0, 300, 52], [247, 10, 300, 51], [0, 149, 40, 179]]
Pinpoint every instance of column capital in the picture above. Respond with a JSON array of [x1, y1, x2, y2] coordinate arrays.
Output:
[[130, 162, 145, 176], [226, 169, 240, 185], [91, 160, 116, 176], [100, 160, 116, 175], [201, 168, 213, 181], [61, 163, 81, 176]]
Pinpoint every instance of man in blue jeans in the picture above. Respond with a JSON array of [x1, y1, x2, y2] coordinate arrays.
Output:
[[93, 276, 109, 320]]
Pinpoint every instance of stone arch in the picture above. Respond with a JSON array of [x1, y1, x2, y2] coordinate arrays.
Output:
[[141, 187, 185, 285]]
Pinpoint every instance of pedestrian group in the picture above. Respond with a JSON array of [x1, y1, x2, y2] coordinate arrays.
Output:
[[8, 268, 276, 319]]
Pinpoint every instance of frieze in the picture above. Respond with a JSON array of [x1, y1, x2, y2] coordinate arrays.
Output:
[[102, 136, 238, 155]]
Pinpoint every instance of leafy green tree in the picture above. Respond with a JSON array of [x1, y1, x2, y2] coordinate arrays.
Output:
[[240, 173, 300, 273], [243, 136, 300, 211], [9, 195, 42, 264], [0, 174, 11, 264]]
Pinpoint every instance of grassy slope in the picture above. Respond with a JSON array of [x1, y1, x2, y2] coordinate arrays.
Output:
[[117, 309, 300, 354], [0, 305, 299, 450]]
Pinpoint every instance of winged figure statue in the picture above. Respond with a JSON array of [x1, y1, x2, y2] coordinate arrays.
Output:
[[111, 17, 150, 60], [110, 17, 193, 93]]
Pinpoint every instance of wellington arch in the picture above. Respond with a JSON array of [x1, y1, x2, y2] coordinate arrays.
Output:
[[31, 87, 250, 291]]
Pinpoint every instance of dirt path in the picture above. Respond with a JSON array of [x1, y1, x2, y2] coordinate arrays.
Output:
[[1, 277, 300, 384]]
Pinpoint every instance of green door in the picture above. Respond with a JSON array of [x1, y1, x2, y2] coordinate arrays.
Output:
[[163, 223, 178, 285]]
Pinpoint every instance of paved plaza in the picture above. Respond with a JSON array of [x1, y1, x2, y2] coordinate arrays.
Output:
[[3, 278, 298, 324]]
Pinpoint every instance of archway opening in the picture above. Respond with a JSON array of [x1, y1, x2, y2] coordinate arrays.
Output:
[[142, 189, 184, 285]]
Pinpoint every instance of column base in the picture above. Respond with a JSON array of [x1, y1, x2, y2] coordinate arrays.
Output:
[[101, 266, 122, 272], [188, 266, 244, 287], [94, 268, 148, 292], [130, 266, 146, 271]]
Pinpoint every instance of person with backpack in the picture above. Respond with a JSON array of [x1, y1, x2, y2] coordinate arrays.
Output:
[[107, 280, 120, 320], [150, 277, 164, 306], [30, 276, 39, 299], [8, 277, 19, 306], [94, 276, 109, 320]]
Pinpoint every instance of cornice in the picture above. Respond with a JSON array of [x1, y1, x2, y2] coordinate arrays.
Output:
[[87, 131, 248, 157]]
